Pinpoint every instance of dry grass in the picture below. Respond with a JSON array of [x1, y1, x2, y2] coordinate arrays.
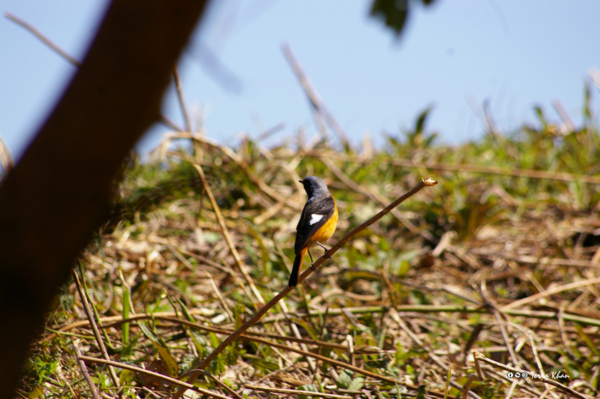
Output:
[[20, 98, 600, 399]]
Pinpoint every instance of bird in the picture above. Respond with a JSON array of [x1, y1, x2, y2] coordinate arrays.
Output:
[[289, 176, 338, 287]]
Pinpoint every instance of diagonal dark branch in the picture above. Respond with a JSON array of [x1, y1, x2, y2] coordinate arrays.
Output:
[[174, 178, 437, 398]]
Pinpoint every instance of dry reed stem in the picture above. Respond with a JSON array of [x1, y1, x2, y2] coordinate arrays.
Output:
[[191, 162, 265, 304], [528, 333, 547, 392], [189, 370, 244, 399], [244, 385, 352, 398], [72, 341, 100, 399], [72, 270, 120, 387], [78, 356, 232, 399], [172, 67, 193, 134], [45, 302, 600, 344], [173, 178, 438, 398], [5, 12, 81, 66], [165, 131, 299, 210], [6, 12, 189, 134], [502, 277, 600, 311], [294, 151, 600, 185], [279, 298, 318, 372], [282, 43, 349, 145], [321, 157, 436, 241], [191, 133, 297, 209], [170, 60, 268, 306], [472, 250, 600, 269]]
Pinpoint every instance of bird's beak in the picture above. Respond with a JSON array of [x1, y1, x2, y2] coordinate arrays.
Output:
[[298, 180, 303, 183]]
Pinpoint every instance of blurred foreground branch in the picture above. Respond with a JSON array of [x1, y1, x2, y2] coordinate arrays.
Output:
[[0, 1, 209, 398]]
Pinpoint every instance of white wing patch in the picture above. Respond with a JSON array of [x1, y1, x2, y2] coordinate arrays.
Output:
[[309, 214, 324, 225]]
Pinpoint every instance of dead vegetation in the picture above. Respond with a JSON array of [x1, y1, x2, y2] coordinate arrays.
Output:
[[19, 89, 600, 399]]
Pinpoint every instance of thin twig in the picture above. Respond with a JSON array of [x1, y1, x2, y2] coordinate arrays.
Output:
[[237, 334, 446, 397], [47, 303, 600, 344], [256, 122, 286, 142], [173, 178, 438, 398], [322, 157, 436, 241], [473, 250, 600, 269], [172, 66, 194, 133], [72, 269, 120, 387], [172, 132, 299, 210], [5, 12, 81, 66], [557, 307, 577, 359], [478, 288, 520, 367], [282, 43, 349, 145], [78, 356, 232, 399], [527, 333, 547, 391], [187, 370, 244, 399], [461, 375, 477, 399], [6, 12, 188, 135], [169, 245, 254, 300], [191, 161, 265, 304], [244, 385, 352, 398], [159, 114, 184, 131], [72, 341, 100, 399], [502, 277, 600, 311], [293, 151, 600, 185]]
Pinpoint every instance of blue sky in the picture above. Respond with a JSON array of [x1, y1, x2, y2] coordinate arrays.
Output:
[[1, 0, 599, 159]]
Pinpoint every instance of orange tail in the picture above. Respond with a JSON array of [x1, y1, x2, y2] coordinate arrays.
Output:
[[288, 247, 307, 287]]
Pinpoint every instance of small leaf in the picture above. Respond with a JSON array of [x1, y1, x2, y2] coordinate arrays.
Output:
[[416, 384, 426, 399], [250, 357, 279, 372], [348, 376, 365, 391], [337, 370, 353, 389], [119, 369, 134, 384], [290, 318, 319, 341], [234, 303, 246, 330], [370, 0, 410, 37], [138, 324, 179, 377], [209, 332, 221, 349], [28, 386, 44, 399], [189, 329, 207, 357], [397, 259, 410, 277], [177, 298, 196, 322], [154, 344, 179, 378], [415, 107, 432, 135], [299, 384, 318, 399], [139, 323, 158, 342]]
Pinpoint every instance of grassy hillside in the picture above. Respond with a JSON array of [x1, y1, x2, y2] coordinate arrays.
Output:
[[21, 87, 600, 399]]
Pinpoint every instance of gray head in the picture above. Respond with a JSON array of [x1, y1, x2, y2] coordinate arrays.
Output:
[[299, 176, 330, 198]]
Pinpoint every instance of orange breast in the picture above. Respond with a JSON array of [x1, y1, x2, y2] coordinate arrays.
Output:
[[309, 196, 338, 244]]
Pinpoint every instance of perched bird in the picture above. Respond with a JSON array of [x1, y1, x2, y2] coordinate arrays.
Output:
[[289, 176, 338, 287]]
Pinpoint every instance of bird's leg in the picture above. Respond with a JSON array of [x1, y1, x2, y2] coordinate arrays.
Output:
[[315, 241, 329, 252], [308, 250, 317, 270], [310, 243, 332, 271], [315, 241, 331, 259]]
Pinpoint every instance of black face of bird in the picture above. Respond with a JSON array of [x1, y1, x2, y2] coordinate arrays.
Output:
[[299, 176, 329, 198]]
